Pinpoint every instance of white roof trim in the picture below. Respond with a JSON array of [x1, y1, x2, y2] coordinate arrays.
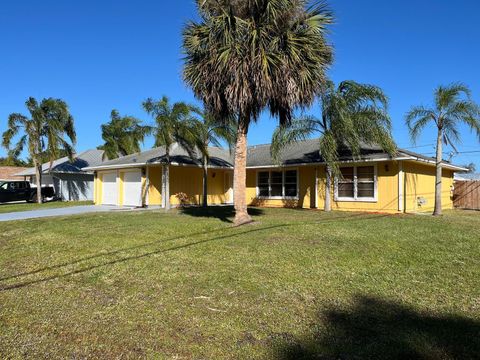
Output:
[[83, 155, 467, 172], [83, 163, 147, 171], [83, 162, 234, 171]]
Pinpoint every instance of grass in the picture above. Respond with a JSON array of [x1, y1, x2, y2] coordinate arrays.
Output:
[[0, 207, 479, 359], [0, 201, 93, 214]]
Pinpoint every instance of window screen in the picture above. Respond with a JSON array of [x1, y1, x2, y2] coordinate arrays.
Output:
[[357, 166, 375, 198], [338, 168, 354, 198], [257, 170, 298, 198], [258, 172, 269, 197]]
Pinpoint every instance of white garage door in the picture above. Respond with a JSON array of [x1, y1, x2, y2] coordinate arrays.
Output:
[[123, 171, 142, 207], [102, 172, 118, 205]]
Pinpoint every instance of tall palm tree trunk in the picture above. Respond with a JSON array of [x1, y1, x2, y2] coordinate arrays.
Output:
[[202, 156, 208, 208], [233, 122, 252, 226], [325, 166, 332, 212], [433, 128, 443, 216], [34, 160, 42, 204], [164, 151, 171, 212], [164, 165, 170, 211]]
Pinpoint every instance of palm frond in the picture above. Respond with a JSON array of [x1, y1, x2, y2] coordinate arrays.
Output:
[[271, 116, 321, 163]]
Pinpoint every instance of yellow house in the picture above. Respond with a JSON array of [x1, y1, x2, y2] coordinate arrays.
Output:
[[83, 139, 467, 213]]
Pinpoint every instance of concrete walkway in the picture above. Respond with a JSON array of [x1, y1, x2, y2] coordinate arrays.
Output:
[[0, 205, 128, 222]]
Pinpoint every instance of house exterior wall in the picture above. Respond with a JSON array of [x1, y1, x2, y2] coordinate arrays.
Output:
[[148, 166, 162, 206], [328, 161, 399, 213], [246, 166, 315, 208], [92, 161, 455, 212], [404, 161, 454, 212], [52, 173, 94, 201], [169, 166, 231, 206], [94, 166, 231, 207], [29, 174, 55, 187]]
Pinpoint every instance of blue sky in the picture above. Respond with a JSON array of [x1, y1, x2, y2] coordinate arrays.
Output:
[[1, 0, 479, 168]]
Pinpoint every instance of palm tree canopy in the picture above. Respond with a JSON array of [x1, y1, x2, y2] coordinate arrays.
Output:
[[406, 83, 480, 149], [143, 96, 199, 158], [186, 110, 237, 161], [2, 97, 77, 168], [100, 110, 149, 160], [271, 80, 396, 174], [183, 0, 333, 128]]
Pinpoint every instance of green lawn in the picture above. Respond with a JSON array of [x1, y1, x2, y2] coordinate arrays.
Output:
[[0, 200, 93, 214], [0, 208, 479, 359]]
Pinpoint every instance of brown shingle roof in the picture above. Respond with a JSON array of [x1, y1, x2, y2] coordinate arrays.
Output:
[[0, 167, 29, 180]]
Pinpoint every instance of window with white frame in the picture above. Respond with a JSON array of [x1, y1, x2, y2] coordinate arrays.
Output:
[[257, 169, 298, 199], [335, 165, 377, 201]]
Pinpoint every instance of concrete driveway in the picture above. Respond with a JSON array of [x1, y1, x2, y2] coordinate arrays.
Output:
[[0, 205, 127, 222]]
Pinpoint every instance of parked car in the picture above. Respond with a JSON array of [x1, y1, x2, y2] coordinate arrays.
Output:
[[0, 181, 55, 203]]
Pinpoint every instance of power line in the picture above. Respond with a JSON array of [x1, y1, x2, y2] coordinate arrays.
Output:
[[422, 150, 480, 155], [401, 144, 435, 149]]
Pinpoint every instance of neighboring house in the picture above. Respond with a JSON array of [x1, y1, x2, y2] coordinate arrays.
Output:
[[0, 166, 29, 181], [16, 149, 106, 201], [83, 139, 467, 213], [454, 173, 480, 181]]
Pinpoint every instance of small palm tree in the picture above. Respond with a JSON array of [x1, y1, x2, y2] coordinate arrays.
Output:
[[188, 110, 236, 207], [271, 80, 396, 211], [2, 97, 76, 203], [143, 96, 197, 211], [100, 110, 150, 160], [406, 83, 480, 216], [183, 0, 333, 225]]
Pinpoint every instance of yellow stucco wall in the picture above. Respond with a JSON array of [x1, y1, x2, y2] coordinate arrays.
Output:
[[330, 161, 399, 213], [246, 167, 315, 208], [148, 166, 162, 206], [169, 166, 231, 206], [92, 161, 454, 212], [404, 161, 454, 212]]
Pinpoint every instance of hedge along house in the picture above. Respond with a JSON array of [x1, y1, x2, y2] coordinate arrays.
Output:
[[84, 139, 467, 213], [16, 149, 106, 201]]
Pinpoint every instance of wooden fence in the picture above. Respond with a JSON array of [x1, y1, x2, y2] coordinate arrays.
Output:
[[453, 181, 480, 210]]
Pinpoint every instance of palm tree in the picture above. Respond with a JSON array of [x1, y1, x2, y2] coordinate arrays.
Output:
[[462, 162, 476, 173], [142, 96, 197, 211], [188, 110, 236, 207], [100, 110, 150, 160], [271, 80, 396, 211], [183, 0, 333, 226], [406, 83, 480, 216], [2, 97, 76, 203]]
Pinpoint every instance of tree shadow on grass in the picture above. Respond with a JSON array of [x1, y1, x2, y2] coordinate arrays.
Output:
[[179, 206, 265, 223], [0, 212, 390, 291], [271, 295, 480, 360]]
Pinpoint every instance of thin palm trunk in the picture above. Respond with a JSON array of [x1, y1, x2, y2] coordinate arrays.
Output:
[[433, 128, 443, 216], [34, 159, 42, 203], [164, 165, 170, 211], [325, 166, 332, 212], [202, 156, 208, 208], [233, 122, 252, 226], [164, 150, 171, 212]]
